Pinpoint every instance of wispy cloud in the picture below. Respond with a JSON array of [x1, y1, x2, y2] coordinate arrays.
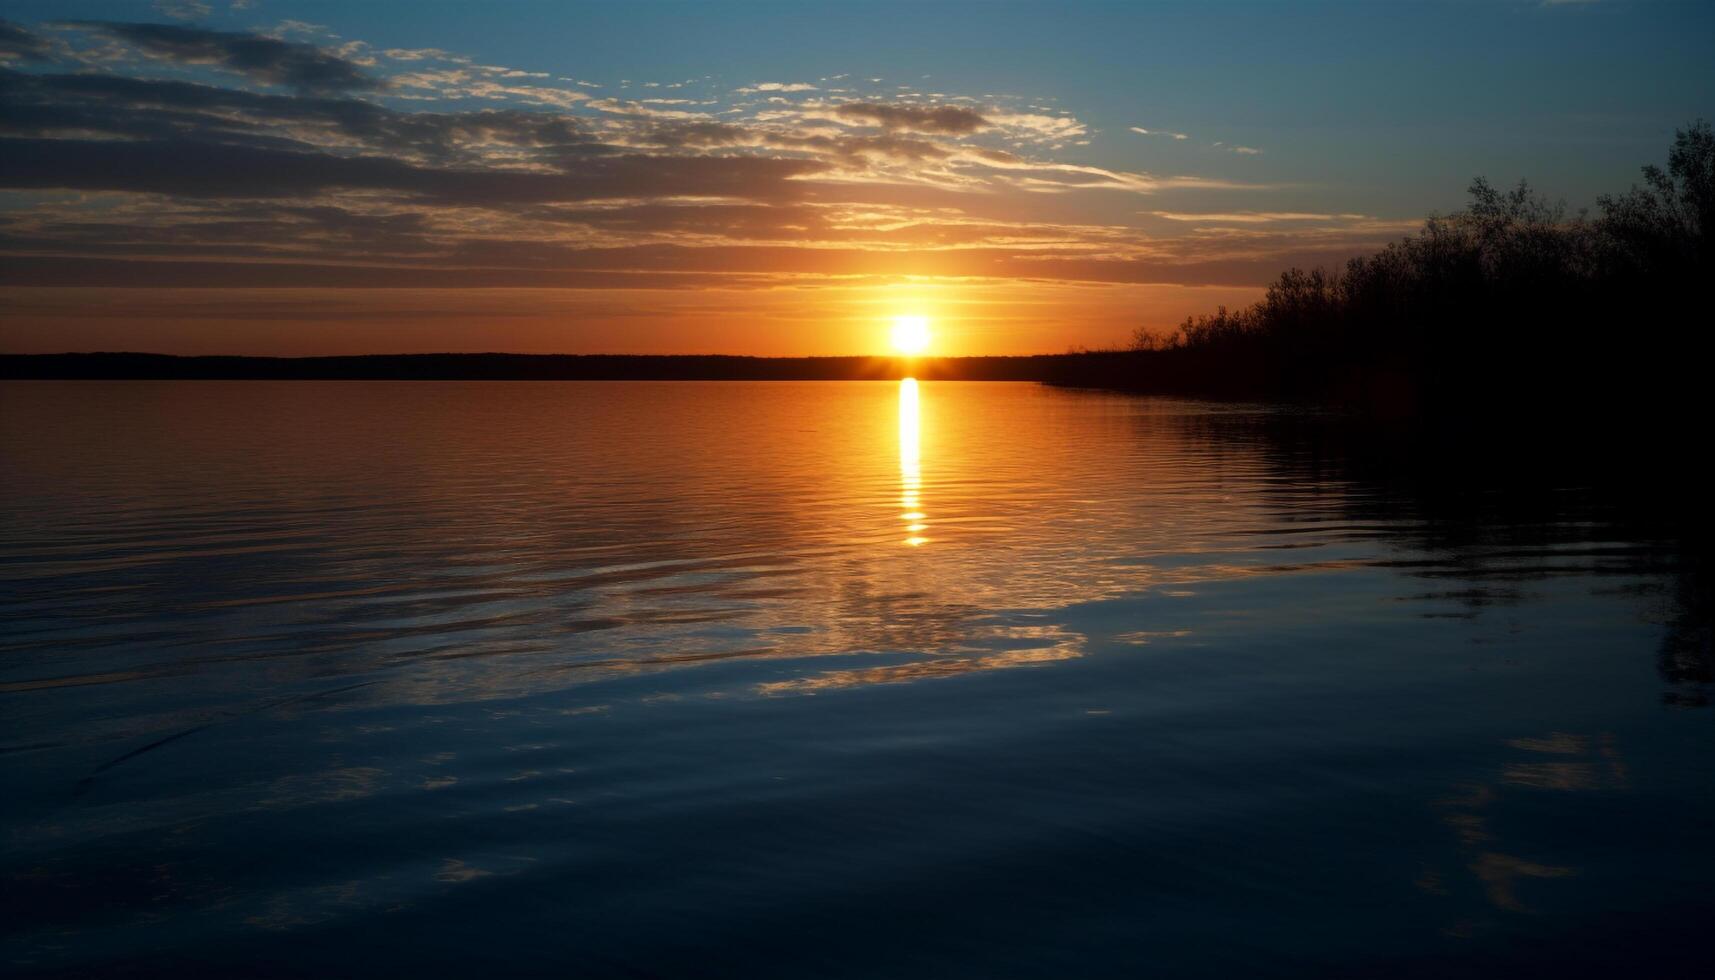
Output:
[[735, 81, 817, 94], [0, 19, 54, 62], [0, 17, 1316, 302], [153, 1, 213, 20], [1136, 127, 1263, 156], [990, 111, 1087, 142], [1150, 211, 1368, 223], [830, 101, 990, 134], [65, 20, 381, 92]]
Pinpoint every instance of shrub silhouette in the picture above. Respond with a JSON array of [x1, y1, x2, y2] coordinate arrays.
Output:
[[1074, 122, 1715, 427]]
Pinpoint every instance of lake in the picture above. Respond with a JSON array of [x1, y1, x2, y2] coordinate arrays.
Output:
[[2, 381, 1709, 977]]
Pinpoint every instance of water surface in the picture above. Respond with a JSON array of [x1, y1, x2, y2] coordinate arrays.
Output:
[[2, 381, 1709, 976]]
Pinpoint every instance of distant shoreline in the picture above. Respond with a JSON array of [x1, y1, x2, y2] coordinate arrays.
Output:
[[0, 351, 1091, 382]]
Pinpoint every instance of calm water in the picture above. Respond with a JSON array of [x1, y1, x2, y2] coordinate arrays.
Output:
[[2, 381, 1710, 977]]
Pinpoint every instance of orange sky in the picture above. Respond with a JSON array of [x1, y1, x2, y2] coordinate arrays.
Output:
[[0, 282, 1274, 357]]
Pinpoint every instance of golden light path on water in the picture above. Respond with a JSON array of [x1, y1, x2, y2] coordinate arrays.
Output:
[[898, 378, 927, 547]]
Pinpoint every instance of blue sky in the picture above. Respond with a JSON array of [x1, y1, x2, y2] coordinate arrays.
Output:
[[1, 1, 1711, 354], [15, 0, 1707, 212]]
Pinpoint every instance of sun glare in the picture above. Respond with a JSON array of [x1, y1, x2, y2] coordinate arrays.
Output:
[[890, 315, 932, 355]]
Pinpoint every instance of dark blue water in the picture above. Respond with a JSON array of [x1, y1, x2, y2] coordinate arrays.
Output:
[[2, 381, 1709, 977]]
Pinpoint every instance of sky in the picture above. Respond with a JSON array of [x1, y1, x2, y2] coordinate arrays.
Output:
[[1, 0, 1711, 357]]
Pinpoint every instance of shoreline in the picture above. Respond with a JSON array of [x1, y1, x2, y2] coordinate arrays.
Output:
[[1, 351, 1091, 382]]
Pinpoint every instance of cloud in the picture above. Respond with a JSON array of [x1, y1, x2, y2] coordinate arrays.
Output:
[[0, 243, 1389, 291], [0, 19, 51, 62], [1136, 128, 1262, 155], [382, 47, 468, 63], [270, 20, 330, 38], [989, 111, 1087, 141], [0, 68, 606, 165], [67, 21, 381, 93], [392, 68, 591, 108], [153, 1, 213, 20], [1149, 211, 1369, 223], [0, 136, 828, 205], [0, 28, 1306, 302], [583, 97, 705, 119], [735, 81, 817, 94], [831, 101, 990, 134]]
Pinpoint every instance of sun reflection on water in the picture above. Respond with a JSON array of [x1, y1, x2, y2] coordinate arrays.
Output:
[[898, 378, 927, 546]]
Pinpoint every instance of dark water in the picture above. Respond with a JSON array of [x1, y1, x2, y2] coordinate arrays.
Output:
[[2, 381, 1709, 977]]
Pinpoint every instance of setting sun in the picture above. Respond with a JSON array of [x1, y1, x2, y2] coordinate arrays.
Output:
[[890, 316, 932, 355]]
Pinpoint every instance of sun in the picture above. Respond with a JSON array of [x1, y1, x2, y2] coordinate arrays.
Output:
[[890, 315, 932, 355]]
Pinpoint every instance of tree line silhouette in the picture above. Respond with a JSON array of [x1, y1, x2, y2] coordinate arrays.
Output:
[[1045, 122, 1713, 427]]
